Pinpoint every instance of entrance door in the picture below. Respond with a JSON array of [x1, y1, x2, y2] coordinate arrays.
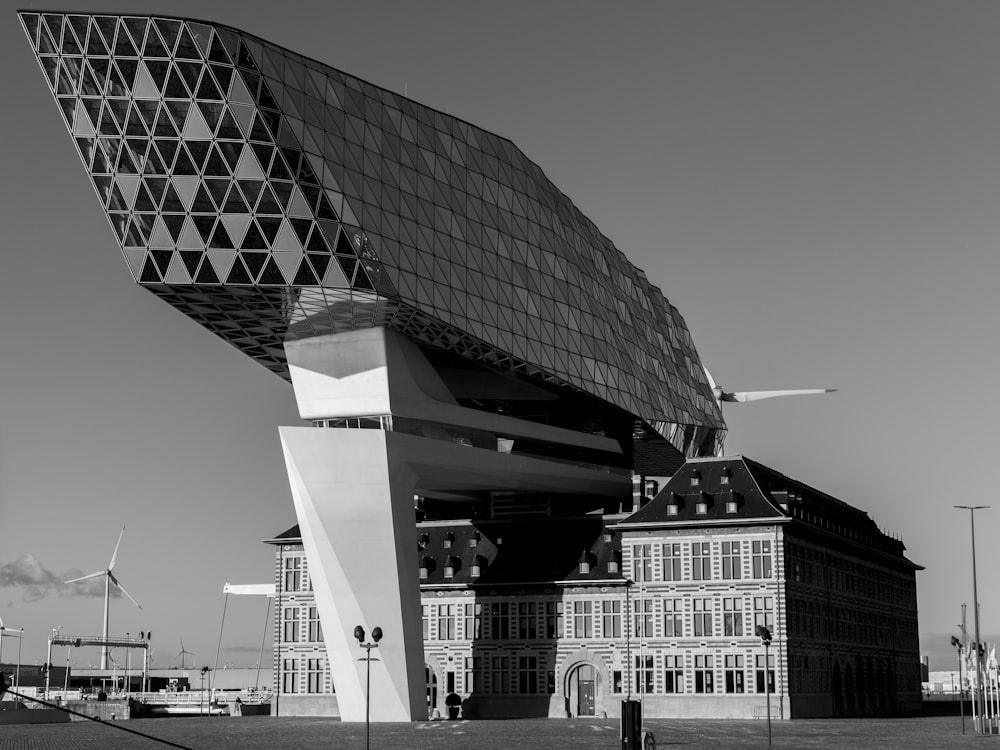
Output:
[[425, 667, 438, 716], [578, 680, 596, 716]]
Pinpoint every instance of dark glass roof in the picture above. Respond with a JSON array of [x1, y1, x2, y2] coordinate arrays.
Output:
[[20, 11, 726, 458]]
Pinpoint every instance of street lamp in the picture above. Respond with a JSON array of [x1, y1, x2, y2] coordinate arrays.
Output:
[[952, 635, 966, 735], [200, 666, 209, 717], [955, 505, 988, 733], [756, 625, 773, 748], [354, 625, 382, 750]]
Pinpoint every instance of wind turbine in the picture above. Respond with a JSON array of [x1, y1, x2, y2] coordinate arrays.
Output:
[[705, 368, 836, 453], [64, 526, 141, 670], [175, 640, 196, 669]]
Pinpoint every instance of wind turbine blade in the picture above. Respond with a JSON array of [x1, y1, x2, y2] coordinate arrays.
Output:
[[703, 366, 717, 392], [109, 573, 142, 609], [64, 570, 106, 585], [109, 526, 126, 571], [728, 388, 837, 403]]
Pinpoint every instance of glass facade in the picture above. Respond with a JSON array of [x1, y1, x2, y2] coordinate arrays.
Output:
[[20, 11, 726, 458]]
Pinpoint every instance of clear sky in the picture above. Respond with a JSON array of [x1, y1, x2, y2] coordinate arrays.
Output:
[[2, 0, 998, 672]]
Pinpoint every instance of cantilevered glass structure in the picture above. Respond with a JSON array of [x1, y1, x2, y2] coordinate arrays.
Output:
[[21, 10, 727, 721]]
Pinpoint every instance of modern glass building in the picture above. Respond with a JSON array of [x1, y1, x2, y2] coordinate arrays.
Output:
[[21, 11, 727, 721]]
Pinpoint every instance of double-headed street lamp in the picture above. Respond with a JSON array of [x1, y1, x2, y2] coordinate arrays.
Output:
[[354, 625, 382, 750]]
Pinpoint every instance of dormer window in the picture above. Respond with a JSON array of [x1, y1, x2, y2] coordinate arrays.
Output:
[[696, 502, 708, 515], [726, 501, 738, 514], [667, 504, 679, 516], [690, 470, 701, 488], [604, 528, 614, 543], [443, 556, 459, 579], [471, 555, 486, 578], [469, 531, 481, 548], [721, 467, 731, 486], [419, 556, 433, 580], [608, 553, 620, 574], [443, 531, 454, 549], [579, 551, 592, 575]]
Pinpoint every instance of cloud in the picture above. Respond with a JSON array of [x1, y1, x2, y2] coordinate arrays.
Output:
[[0, 555, 117, 603]]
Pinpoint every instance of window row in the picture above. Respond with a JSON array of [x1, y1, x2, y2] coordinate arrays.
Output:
[[279, 657, 328, 694], [629, 540, 773, 583], [281, 606, 324, 643], [612, 653, 776, 696]]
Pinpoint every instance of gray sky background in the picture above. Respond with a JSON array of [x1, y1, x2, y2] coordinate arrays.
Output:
[[2, 0, 998, 671]]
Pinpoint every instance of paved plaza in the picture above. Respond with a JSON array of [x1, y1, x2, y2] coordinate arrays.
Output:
[[0, 715, 984, 750]]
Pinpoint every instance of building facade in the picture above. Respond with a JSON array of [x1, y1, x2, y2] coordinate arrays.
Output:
[[266, 456, 922, 719]]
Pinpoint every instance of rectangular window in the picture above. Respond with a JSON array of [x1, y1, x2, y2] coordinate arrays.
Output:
[[664, 655, 684, 694], [692, 542, 712, 580], [663, 599, 683, 637], [307, 658, 325, 693], [612, 669, 623, 694], [464, 603, 482, 640], [422, 605, 429, 640], [724, 655, 745, 693], [634, 655, 654, 694], [722, 597, 744, 637], [573, 601, 593, 638], [490, 655, 511, 694], [694, 654, 714, 694], [602, 600, 622, 638], [752, 540, 773, 579], [632, 599, 654, 640], [464, 656, 482, 693], [489, 602, 510, 640], [283, 557, 301, 591], [437, 604, 456, 640], [308, 607, 323, 642], [661, 543, 682, 581], [545, 601, 563, 639], [721, 541, 742, 580], [755, 654, 776, 693], [281, 658, 298, 693], [632, 544, 653, 582], [517, 655, 538, 694], [753, 596, 775, 632], [282, 607, 300, 642], [692, 598, 713, 637], [517, 602, 537, 639]]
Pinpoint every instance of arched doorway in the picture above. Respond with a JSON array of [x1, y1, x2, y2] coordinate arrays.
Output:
[[567, 663, 598, 717]]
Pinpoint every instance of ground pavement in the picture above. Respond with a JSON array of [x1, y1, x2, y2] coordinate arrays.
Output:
[[0, 715, 984, 749]]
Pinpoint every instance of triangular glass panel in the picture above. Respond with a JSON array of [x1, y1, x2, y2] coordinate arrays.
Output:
[[195, 71, 222, 101], [272, 251, 301, 282], [123, 246, 145, 279], [197, 101, 223, 133], [204, 178, 229, 207], [172, 145, 198, 175], [135, 101, 159, 132], [257, 217, 282, 244], [250, 143, 274, 172], [139, 255, 162, 283], [218, 141, 242, 171], [237, 179, 265, 207], [195, 258, 221, 284], [316, 192, 339, 222], [161, 182, 184, 212], [176, 60, 202, 92], [248, 112, 273, 143], [328, 257, 354, 288], [230, 103, 256, 138], [256, 185, 282, 215], [286, 186, 312, 218], [37, 18, 58, 55], [179, 250, 203, 276], [272, 220, 303, 252], [61, 19, 82, 55], [174, 26, 201, 60], [154, 138, 179, 168], [189, 23, 213, 57], [258, 256, 286, 285], [191, 183, 216, 212], [164, 253, 192, 284], [305, 229, 329, 254], [234, 146, 265, 179], [123, 18, 148, 52], [163, 65, 189, 99], [86, 22, 110, 56], [114, 21, 139, 57], [307, 252, 331, 279], [271, 181, 294, 211], [209, 222, 234, 249], [237, 41, 259, 72], [154, 18, 181, 53], [126, 217, 150, 247], [163, 214, 185, 242], [207, 250, 236, 280], [192, 215, 217, 243], [222, 187, 249, 213], [258, 83, 280, 111], [216, 109, 242, 140], [133, 61, 160, 99], [292, 257, 320, 285], [207, 33, 232, 64], [188, 141, 211, 172], [143, 24, 169, 57], [106, 64, 129, 97], [133, 182, 156, 212], [117, 146, 139, 174], [229, 71, 253, 105], [241, 220, 269, 249], [164, 100, 190, 130], [40, 56, 59, 90], [182, 105, 213, 140], [125, 106, 148, 137], [56, 65, 76, 96], [220, 214, 251, 246], [107, 183, 128, 212], [73, 101, 95, 136], [203, 144, 231, 177], [210, 64, 233, 98], [241, 251, 267, 279], [92, 175, 113, 204], [335, 228, 355, 257]]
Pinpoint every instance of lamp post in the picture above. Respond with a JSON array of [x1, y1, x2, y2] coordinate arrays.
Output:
[[354, 625, 382, 750], [756, 625, 773, 748], [200, 667, 209, 717], [952, 635, 966, 734], [955, 505, 988, 733]]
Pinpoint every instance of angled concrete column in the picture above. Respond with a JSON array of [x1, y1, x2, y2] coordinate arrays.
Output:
[[280, 328, 630, 722]]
